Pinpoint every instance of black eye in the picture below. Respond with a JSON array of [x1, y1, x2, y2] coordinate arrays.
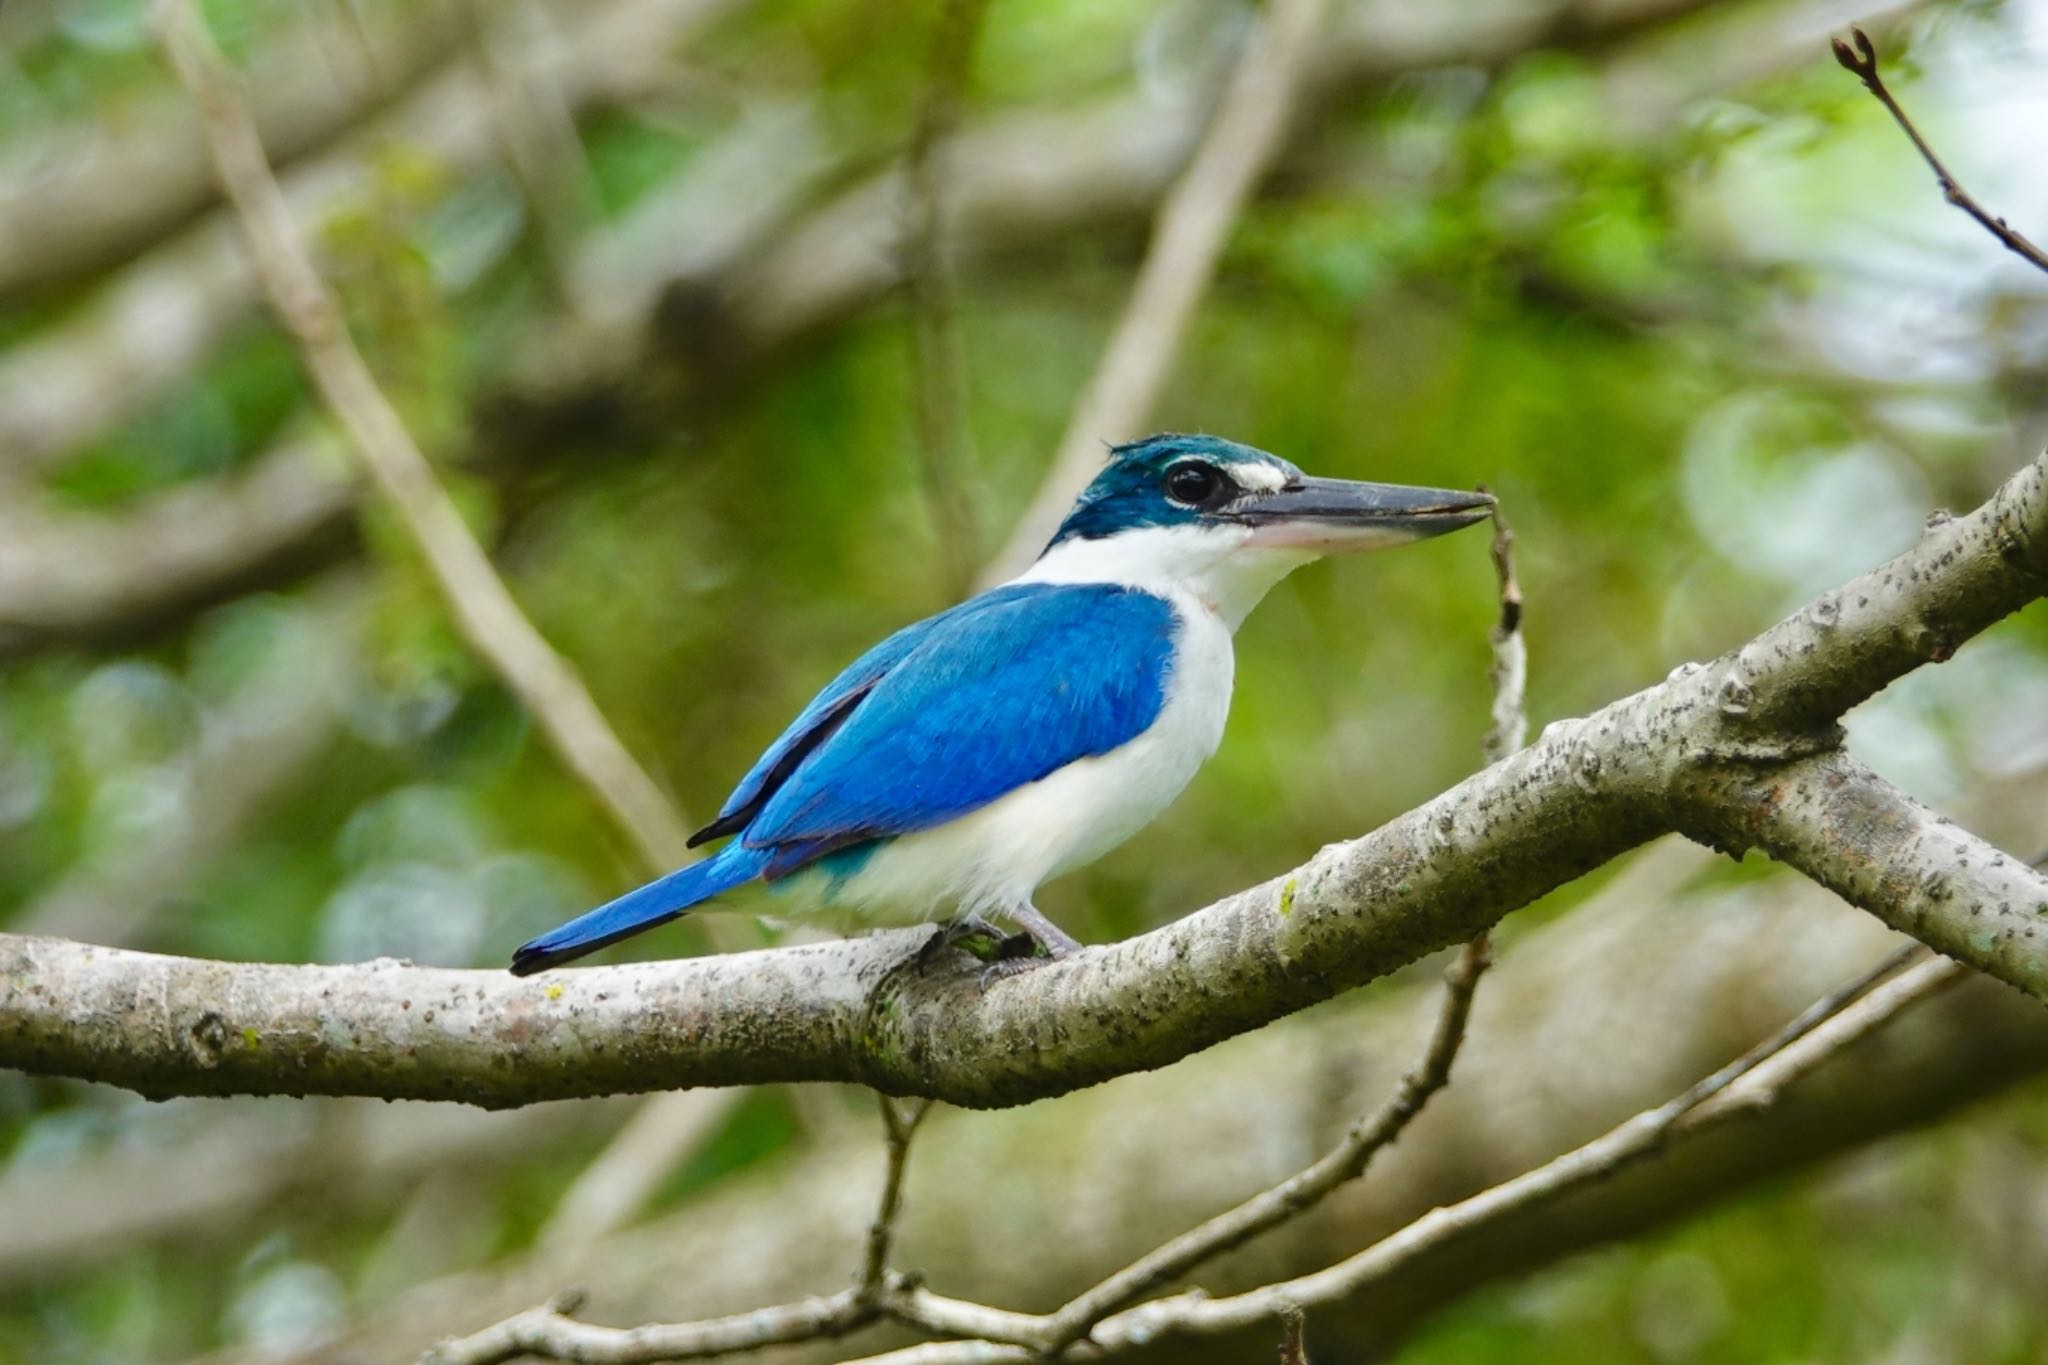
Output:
[[1164, 461, 1227, 507]]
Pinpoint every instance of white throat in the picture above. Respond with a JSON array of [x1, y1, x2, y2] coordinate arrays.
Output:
[[1013, 524, 1318, 630]]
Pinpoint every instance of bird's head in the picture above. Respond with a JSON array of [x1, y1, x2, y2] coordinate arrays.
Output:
[[1026, 434, 1493, 626]]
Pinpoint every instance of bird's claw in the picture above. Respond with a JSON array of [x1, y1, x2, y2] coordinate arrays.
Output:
[[917, 914, 1016, 969], [978, 953, 1051, 989]]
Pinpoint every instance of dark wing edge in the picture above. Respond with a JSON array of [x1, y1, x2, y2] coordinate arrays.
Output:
[[685, 680, 878, 846]]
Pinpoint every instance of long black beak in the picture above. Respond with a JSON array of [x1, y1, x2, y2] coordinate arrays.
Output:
[[1223, 477, 1495, 547]]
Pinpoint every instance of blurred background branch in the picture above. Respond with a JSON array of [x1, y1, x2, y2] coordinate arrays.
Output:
[[902, 0, 992, 596], [156, 0, 698, 870], [985, 0, 1326, 578]]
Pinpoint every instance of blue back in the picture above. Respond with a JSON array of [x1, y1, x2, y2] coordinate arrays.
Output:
[[715, 583, 1180, 878]]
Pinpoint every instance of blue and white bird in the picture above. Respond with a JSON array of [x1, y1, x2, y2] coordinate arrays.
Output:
[[510, 434, 1491, 975]]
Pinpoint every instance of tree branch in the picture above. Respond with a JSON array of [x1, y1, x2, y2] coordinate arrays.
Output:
[[1832, 26, 2048, 277], [859, 1096, 935, 1302], [240, 852, 2048, 1363], [419, 1287, 880, 1365], [1037, 936, 1490, 1353], [2, 452, 2043, 1109], [832, 941, 1963, 1364]]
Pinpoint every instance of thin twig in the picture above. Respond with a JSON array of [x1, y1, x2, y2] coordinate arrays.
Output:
[[982, 0, 1328, 581], [1480, 491, 1526, 765], [860, 1096, 936, 1302], [1276, 1302, 1310, 1365], [1037, 934, 1490, 1350], [904, 0, 991, 596], [1063, 946, 1963, 1355], [419, 1287, 882, 1365], [152, 0, 698, 875], [832, 941, 1965, 1364], [1831, 26, 2048, 277]]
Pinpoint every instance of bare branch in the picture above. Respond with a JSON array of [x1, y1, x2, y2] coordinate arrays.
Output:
[[419, 1287, 879, 1365], [1482, 495, 1527, 764], [1276, 1304, 1309, 1365], [861, 1097, 936, 1302], [1029, 942, 1970, 1358], [1832, 26, 2048, 277], [153, 0, 695, 873], [1682, 751, 2048, 995], [982, 0, 1327, 580]]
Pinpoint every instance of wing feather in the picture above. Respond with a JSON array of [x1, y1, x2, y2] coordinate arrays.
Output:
[[741, 584, 1178, 877]]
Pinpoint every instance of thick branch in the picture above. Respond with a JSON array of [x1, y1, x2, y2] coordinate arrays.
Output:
[[3, 454, 2042, 1109], [1690, 752, 2048, 990], [258, 859, 2048, 1364]]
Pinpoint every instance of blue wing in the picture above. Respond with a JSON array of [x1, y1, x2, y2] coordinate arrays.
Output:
[[689, 608, 945, 846], [735, 583, 1179, 878]]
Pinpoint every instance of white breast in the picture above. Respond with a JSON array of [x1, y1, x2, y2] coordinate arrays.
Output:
[[817, 590, 1235, 925]]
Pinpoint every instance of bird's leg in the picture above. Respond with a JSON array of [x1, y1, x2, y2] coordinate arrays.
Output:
[[1005, 901, 1082, 958], [977, 901, 1084, 986]]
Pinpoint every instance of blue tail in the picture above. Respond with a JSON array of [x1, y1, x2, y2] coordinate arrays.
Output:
[[510, 843, 767, 974]]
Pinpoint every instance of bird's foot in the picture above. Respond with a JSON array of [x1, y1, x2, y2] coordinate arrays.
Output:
[[975, 903, 1084, 988], [978, 954, 1048, 988], [1002, 902, 1084, 958], [917, 913, 1016, 970]]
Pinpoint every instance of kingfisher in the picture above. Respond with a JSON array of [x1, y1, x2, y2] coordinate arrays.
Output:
[[511, 434, 1491, 975]]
